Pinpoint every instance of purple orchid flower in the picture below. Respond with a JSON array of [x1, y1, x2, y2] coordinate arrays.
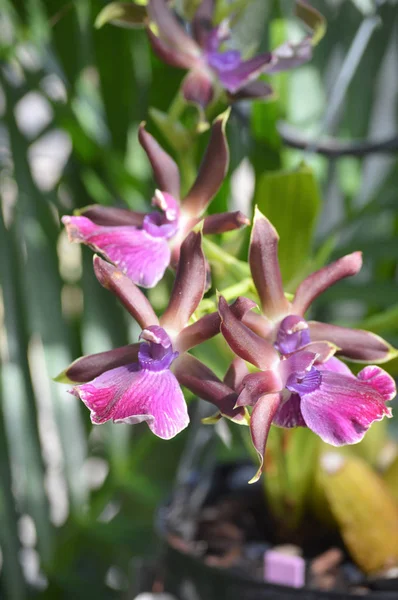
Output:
[[57, 231, 244, 439], [62, 114, 249, 288], [219, 297, 396, 483], [146, 0, 324, 106], [217, 208, 397, 481]]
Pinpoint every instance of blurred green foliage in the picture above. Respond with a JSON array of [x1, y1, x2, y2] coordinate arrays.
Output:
[[0, 0, 397, 597]]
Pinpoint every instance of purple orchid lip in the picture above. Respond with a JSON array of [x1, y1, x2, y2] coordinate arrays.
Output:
[[138, 326, 179, 371], [275, 315, 311, 355]]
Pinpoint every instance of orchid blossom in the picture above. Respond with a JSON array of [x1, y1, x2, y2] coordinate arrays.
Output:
[[146, 0, 324, 106], [217, 209, 397, 481], [58, 232, 245, 439], [62, 114, 248, 288]]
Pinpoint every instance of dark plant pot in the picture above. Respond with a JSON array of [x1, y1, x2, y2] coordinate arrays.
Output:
[[157, 462, 398, 600]]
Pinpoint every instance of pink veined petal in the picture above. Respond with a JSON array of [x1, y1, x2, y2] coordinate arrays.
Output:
[[292, 252, 363, 316], [316, 356, 353, 376], [249, 393, 282, 483], [357, 366, 396, 402], [73, 364, 189, 440], [216, 52, 272, 94], [300, 370, 392, 447], [273, 393, 306, 428], [63, 216, 171, 288]]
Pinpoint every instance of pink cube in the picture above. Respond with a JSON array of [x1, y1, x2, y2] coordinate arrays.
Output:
[[264, 550, 306, 588]]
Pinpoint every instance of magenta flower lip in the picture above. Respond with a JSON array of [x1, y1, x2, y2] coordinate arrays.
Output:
[[58, 232, 248, 438], [146, 0, 325, 105], [62, 113, 249, 288]]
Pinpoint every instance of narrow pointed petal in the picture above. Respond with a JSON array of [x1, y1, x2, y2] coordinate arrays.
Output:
[[182, 112, 229, 216], [357, 366, 396, 402], [181, 68, 214, 108], [249, 207, 290, 319], [63, 216, 171, 288], [300, 371, 392, 446], [93, 256, 159, 328], [192, 0, 214, 47], [146, 27, 198, 68], [266, 39, 312, 74], [223, 358, 249, 390], [292, 252, 363, 316], [217, 53, 272, 94], [175, 312, 220, 353], [161, 231, 205, 332], [249, 393, 281, 483], [57, 344, 140, 384], [218, 295, 279, 370], [173, 354, 246, 422], [147, 0, 201, 58], [79, 205, 145, 227], [273, 393, 306, 428], [73, 364, 189, 439], [138, 124, 180, 198], [202, 211, 250, 234], [229, 80, 273, 101], [308, 321, 397, 364], [237, 371, 282, 407]]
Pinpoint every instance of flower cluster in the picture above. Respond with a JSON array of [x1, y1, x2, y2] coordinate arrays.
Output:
[[146, 0, 325, 106], [59, 0, 396, 482]]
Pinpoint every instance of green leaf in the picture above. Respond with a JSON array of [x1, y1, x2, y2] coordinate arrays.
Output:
[[95, 2, 147, 29], [254, 164, 321, 287]]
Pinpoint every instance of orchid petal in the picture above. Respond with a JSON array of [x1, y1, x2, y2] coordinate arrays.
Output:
[[63, 216, 171, 288], [273, 393, 306, 428], [93, 256, 159, 328], [79, 205, 145, 227], [292, 252, 362, 316], [56, 344, 140, 384], [161, 231, 205, 332], [147, 0, 201, 59], [292, 341, 338, 364], [249, 393, 281, 483], [229, 80, 273, 101], [175, 312, 220, 353], [202, 211, 250, 234], [300, 370, 392, 446], [279, 351, 317, 386], [192, 0, 215, 47], [308, 321, 397, 364], [316, 356, 353, 376], [216, 52, 272, 94], [173, 354, 246, 423], [218, 295, 279, 370], [138, 124, 180, 198], [146, 27, 198, 68], [182, 112, 229, 216], [223, 358, 249, 390], [73, 363, 189, 439], [357, 366, 396, 402], [181, 68, 214, 108], [266, 39, 312, 74], [249, 208, 290, 319], [242, 311, 274, 339], [237, 371, 282, 407]]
